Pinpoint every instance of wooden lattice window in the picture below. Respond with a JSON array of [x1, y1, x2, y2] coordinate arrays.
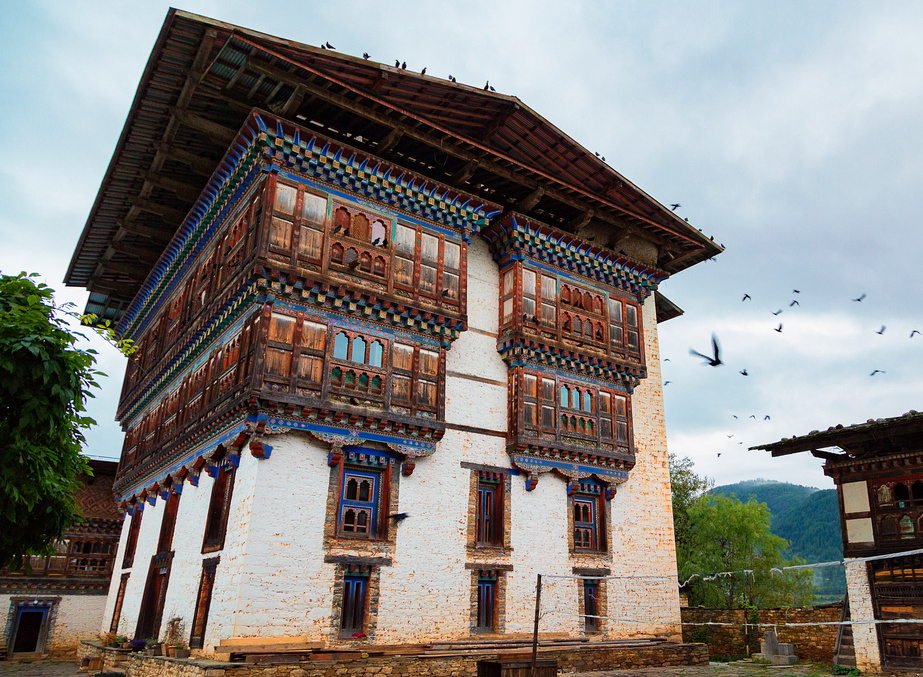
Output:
[[476, 572, 497, 633], [122, 509, 143, 569], [203, 463, 235, 553], [476, 476, 504, 546], [338, 469, 381, 538], [189, 558, 218, 649], [572, 483, 607, 553], [110, 573, 130, 633], [156, 491, 181, 554]]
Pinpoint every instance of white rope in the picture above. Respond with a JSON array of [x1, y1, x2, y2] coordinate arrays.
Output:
[[543, 609, 923, 628]]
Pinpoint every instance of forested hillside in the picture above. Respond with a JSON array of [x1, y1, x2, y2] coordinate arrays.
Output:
[[710, 479, 844, 602]]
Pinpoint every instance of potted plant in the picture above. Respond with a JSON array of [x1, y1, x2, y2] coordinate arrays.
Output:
[[162, 616, 185, 657], [171, 641, 191, 659], [115, 635, 130, 649], [145, 638, 161, 656], [129, 638, 147, 652], [97, 631, 118, 648]]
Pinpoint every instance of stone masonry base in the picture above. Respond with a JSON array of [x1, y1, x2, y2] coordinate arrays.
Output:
[[83, 642, 707, 677]]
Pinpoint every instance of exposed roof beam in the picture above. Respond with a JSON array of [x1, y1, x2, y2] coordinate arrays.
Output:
[[449, 159, 477, 185], [566, 210, 594, 232], [157, 142, 218, 176], [376, 127, 403, 155], [515, 186, 544, 212], [117, 219, 174, 244], [243, 56, 678, 247], [169, 108, 237, 146], [141, 170, 201, 202], [131, 198, 188, 225]]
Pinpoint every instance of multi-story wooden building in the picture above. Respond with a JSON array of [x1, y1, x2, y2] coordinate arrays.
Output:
[[0, 459, 121, 657], [756, 411, 923, 673], [65, 10, 721, 652]]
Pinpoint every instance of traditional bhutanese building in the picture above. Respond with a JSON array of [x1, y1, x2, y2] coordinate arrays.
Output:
[[0, 460, 120, 658], [756, 412, 923, 675], [65, 10, 722, 653]]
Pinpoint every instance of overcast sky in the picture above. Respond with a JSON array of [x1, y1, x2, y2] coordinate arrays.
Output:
[[2, 1, 922, 490]]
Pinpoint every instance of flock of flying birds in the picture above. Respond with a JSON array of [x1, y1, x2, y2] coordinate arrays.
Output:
[[673, 288, 921, 459]]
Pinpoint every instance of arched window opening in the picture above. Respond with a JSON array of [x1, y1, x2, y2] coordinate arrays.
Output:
[[879, 484, 894, 506], [334, 333, 350, 360], [373, 257, 386, 277], [358, 373, 369, 389], [331, 243, 344, 264], [584, 391, 593, 412], [561, 287, 571, 304], [368, 341, 384, 368], [343, 508, 356, 532], [896, 483, 910, 502], [335, 207, 351, 235], [344, 370, 356, 386], [351, 336, 367, 363], [900, 514, 915, 539], [331, 367, 343, 384], [346, 478, 358, 500], [371, 220, 387, 245], [359, 252, 372, 272], [560, 385, 569, 407], [912, 482, 923, 501], [571, 389, 580, 409], [371, 376, 383, 394]]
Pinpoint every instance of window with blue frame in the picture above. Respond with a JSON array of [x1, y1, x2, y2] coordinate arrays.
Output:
[[339, 469, 380, 538], [573, 497, 597, 549], [341, 574, 368, 635], [476, 573, 496, 633], [583, 579, 599, 633], [476, 477, 504, 546]]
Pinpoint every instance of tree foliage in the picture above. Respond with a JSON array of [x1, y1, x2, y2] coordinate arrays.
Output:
[[669, 455, 814, 609], [678, 493, 815, 608], [0, 273, 98, 569]]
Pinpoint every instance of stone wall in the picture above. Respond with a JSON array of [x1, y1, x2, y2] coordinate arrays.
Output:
[[118, 642, 708, 677], [845, 559, 880, 673], [680, 604, 843, 663]]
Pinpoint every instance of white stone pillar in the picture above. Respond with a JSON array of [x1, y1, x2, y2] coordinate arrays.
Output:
[[845, 559, 881, 673]]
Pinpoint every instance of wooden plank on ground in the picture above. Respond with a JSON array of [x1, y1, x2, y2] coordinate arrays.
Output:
[[217, 642, 325, 653], [219, 636, 312, 647]]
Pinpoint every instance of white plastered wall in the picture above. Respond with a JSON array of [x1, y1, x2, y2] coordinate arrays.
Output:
[[846, 559, 881, 673]]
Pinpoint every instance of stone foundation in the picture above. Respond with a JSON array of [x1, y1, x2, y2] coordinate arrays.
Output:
[[110, 641, 707, 677], [680, 604, 842, 663]]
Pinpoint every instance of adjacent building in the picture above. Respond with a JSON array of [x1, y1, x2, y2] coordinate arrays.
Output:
[[0, 459, 120, 657], [65, 10, 722, 652], [756, 411, 923, 673]]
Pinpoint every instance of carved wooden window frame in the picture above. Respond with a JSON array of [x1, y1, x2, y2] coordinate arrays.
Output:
[[189, 557, 219, 649], [122, 509, 143, 570], [202, 462, 236, 554]]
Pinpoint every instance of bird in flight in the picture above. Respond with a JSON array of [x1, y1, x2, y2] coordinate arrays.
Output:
[[774, 323, 783, 333], [876, 325, 886, 335], [727, 434, 734, 438], [717, 453, 722, 458], [664, 358, 671, 362], [793, 289, 801, 294], [853, 293, 866, 302], [912, 330, 921, 338], [870, 369, 886, 376], [772, 309, 783, 316], [689, 334, 723, 366], [739, 369, 748, 376], [732, 415, 738, 419], [764, 415, 771, 421], [742, 294, 751, 302], [664, 381, 672, 386], [789, 299, 800, 307], [670, 203, 681, 211]]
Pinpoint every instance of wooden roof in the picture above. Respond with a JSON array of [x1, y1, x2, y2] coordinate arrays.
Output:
[[65, 9, 722, 326], [752, 411, 923, 460]]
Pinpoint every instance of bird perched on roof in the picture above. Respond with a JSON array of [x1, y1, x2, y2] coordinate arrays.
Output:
[[421, 67, 426, 75], [448, 75, 456, 82], [490, 85, 496, 92], [689, 334, 723, 367], [363, 52, 370, 59], [395, 59, 400, 67], [484, 81, 490, 90], [401, 61, 407, 69], [326, 42, 335, 49], [670, 203, 681, 211]]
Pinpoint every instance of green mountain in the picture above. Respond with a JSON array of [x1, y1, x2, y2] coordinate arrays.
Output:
[[709, 479, 844, 602]]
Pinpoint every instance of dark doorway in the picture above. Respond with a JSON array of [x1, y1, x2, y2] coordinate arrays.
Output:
[[12, 607, 47, 652]]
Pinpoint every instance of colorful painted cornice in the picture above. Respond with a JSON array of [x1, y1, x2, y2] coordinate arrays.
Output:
[[482, 215, 667, 298], [498, 338, 645, 389], [119, 110, 499, 342]]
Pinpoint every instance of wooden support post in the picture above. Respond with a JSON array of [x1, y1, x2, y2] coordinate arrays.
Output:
[[531, 573, 542, 677]]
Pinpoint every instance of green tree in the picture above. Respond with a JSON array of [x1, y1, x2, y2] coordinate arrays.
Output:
[[669, 452, 713, 563], [678, 493, 814, 608], [0, 273, 99, 569]]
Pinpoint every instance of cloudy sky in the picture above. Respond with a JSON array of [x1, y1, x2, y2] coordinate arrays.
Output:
[[2, 1, 921, 490]]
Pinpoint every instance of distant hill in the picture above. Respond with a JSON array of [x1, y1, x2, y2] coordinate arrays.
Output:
[[710, 479, 844, 602]]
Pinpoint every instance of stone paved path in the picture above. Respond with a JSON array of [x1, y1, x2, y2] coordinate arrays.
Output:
[[0, 660, 81, 677], [568, 661, 836, 677]]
